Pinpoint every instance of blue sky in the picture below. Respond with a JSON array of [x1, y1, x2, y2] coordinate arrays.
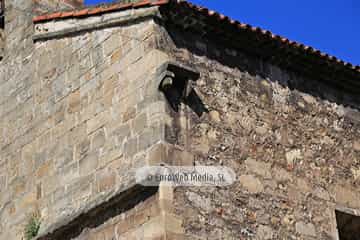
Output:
[[84, 0, 360, 65]]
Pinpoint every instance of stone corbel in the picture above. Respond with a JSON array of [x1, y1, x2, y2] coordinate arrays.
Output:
[[157, 62, 206, 115]]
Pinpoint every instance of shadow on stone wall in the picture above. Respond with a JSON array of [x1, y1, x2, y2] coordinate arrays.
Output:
[[163, 25, 360, 111], [37, 186, 158, 240]]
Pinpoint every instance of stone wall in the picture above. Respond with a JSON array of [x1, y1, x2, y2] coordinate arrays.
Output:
[[0, 5, 177, 239], [158, 25, 360, 239], [0, 1, 36, 238], [45, 187, 184, 240], [70, 193, 164, 240], [1, 2, 359, 239]]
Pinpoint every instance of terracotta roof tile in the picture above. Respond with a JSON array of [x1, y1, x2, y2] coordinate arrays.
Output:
[[33, 15, 48, 22], [46, 12, 62, 19], [73, 9, 89, 17], [33, 0, 169, 23], [61, 11, 74, 18]]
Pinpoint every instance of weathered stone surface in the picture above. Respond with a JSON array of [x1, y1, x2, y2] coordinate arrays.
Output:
[[185, 191, 212, 212], [91, 128, 106, 150], [79, 153, 99, 175], [255, 126, 268, 135], [132, 112, 148, 135], [68, 90, 81, 114], [209, 110, 221, 123], [273, 167, 292, 182], [167, 21, 360, 240], [295, 221, 316, 237], [351, 167, 360, 181], [0, 5, 176, 237], [96, 169, 116, 193], [332, 185, 360, 209], [239, 175, 264, 194], [256, 225, 274, 240], [146, 143, 167, 166], [353, 140, 360, 151], [285, 149, 302, 167], [302, 94, 317, 105], [245, 158, 271, 179], [313, 186, 330, 201]]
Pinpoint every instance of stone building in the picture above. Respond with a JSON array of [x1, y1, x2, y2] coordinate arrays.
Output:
[[0, 0, 360, 239]]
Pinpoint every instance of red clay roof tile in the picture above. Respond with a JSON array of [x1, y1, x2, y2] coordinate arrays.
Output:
[[73, 9, 89, 17], [33, 15, 48, 22], [33, 0, 169, 23], [60, 11, 74, 18], [115, 3, 133, 10], [46, 12, 62, 19]]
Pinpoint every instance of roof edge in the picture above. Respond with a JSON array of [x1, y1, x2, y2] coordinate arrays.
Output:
[[33, 0, 169, 23], [33, 5, 161, 42], [171, 1, 359, 73], [32, 0, 360, 75]]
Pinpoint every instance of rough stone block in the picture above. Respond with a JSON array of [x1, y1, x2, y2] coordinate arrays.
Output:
[[239, 175, 264, 194], [111, 48, 122, 64], [132, 112, 148, 135], [245, 158, 271, 179], [104, 33, 121, 57], [146, 143, 167, 166], [163, 213, 184, 235], [91, 128, 106, 150], [66, 175, 93, 200], [332, 184, 360, 209], [36, 161, 53, 179], [111, 122, 131, 146], [143, 216, 165, 239], [79, 152, 99, 176], [116, 217, 132, 235], [87, 110, 110, 134], [138, 126, 163, 153], [96, 169, 116, 193], [75, 138, 90, 162], [68, 90, 81, 114], [168, 147, 194, 166], [122, 106, 137, 123], [295, 221, 316, 237], [124, 137, 138, 158]]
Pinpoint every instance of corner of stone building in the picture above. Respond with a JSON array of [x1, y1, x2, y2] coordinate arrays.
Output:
[[140, 183, 184, 240], [140, 60, 202, 239], [143, 60, 205, 239], [28, 8, 193, 238], [0, 2, 202, 238]]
